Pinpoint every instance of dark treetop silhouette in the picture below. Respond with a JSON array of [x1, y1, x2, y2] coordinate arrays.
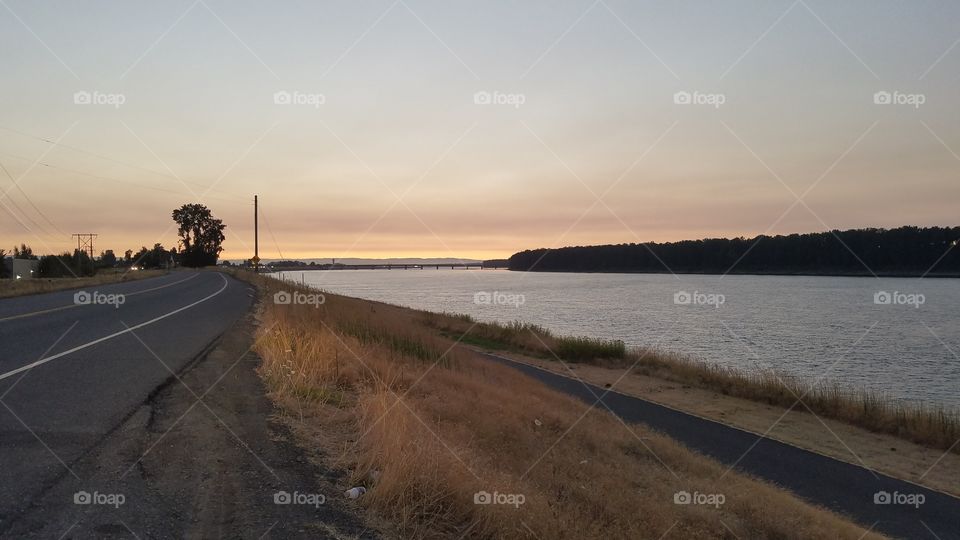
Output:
[[508, 226, 960, 276], [172, 203, 226, 268]]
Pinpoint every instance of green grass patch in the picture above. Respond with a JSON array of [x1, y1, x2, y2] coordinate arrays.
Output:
[[442, 331, 514, 351], [555, 336, 626, 362]]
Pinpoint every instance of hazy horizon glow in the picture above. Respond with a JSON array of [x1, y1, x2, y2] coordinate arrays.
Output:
[[2, 1, 959, 261]]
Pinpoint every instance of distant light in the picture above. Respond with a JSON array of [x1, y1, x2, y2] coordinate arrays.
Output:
[[15, 274, 21, 280]]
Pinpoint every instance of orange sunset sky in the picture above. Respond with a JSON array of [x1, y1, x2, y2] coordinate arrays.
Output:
[[2, 1, 958, 261]]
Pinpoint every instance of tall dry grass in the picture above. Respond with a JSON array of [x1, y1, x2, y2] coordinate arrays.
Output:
[[424, 310, 960, 454], [242, 270, 885, 539], [629, 348, 960, 452]]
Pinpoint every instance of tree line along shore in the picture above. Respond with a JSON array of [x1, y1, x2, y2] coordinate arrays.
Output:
[[507, 226, 960, 275]]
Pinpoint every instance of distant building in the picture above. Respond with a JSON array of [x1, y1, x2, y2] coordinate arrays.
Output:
[[11, 259, 39, 279]]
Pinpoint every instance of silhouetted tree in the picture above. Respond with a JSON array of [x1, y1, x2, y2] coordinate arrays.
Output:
[[12, 244, 36, 260], [99, 250, 117, 268], [172, 203, 226, 267], [37, 255, 70, 278], [131, 243, 174, 269], [37, 250, 95, 278]]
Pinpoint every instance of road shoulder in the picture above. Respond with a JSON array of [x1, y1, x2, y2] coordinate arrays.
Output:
[[2, 308, 381, 539]]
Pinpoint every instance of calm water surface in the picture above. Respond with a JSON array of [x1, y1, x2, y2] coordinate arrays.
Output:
[[276, 269, 960, 408]]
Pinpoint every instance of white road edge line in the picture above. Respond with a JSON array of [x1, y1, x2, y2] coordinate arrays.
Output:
[[0, 273, 229, 382]]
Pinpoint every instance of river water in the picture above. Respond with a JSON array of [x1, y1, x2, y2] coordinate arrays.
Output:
[[276, 269, 960, 408]]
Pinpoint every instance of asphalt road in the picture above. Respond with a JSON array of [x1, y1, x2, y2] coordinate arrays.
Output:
[[482, 353, 960, 540], [0, 271, 252, 531]]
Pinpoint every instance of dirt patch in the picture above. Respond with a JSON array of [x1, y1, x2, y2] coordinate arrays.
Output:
[[2, 311, 382, 539]]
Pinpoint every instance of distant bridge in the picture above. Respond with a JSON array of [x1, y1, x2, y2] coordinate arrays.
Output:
[[266, 262, 507, 272]]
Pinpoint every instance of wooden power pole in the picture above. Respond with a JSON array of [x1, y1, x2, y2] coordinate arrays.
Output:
[[253, 195, 260, 273]]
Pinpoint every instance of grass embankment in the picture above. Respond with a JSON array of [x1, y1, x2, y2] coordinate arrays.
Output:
[[0, 269, 167, 298], [422, 313, 960, 455], [240, 270, 883, 539]]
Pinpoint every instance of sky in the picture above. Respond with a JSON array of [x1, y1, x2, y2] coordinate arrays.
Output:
[[1, 0, 958, 261]]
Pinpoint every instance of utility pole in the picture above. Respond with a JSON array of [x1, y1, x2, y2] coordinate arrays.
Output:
[[72, 233, 97, 260], [253, 195, 260, 273]]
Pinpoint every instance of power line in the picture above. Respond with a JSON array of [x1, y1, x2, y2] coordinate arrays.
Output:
[[0, 126, 249, 202], [257, 201, 285, 260], [0, 150, 246, 205], [0, 158, 62, 239]]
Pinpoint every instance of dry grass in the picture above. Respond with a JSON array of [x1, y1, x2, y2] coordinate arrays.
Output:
[[425, 311, 960, 455], [628, 349, 960, 453], [0, 269, 167, 298], [238, 270, 884, 540]]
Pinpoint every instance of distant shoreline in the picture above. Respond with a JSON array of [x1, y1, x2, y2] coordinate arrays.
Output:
[[501, 268, 960, 278], [505, 226, 960, 278], [266, 266, 960, 278]]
